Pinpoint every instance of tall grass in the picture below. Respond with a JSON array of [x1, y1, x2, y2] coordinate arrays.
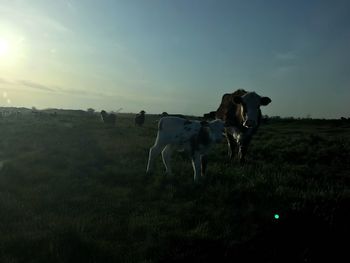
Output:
[[0, 112, 348, 262]]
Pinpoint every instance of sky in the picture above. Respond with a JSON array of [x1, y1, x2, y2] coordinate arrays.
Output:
[[0, 0, 349, 118]]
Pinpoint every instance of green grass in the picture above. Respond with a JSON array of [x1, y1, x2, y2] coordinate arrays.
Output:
[[0, 111, 349, 262]]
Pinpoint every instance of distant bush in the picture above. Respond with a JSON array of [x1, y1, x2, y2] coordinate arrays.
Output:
[[87, 108, 95, 114]]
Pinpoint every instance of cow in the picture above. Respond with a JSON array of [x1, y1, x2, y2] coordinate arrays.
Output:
[[100, 110, 116, 125], [203, 111, 217, 120], [135, 110, 146, 126], [216, 89, 271, 164], [160, 112, 186, 119], [146, 116, 225, 182]]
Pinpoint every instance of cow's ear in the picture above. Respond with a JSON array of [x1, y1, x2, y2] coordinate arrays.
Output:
[[233, 96, 242, 104], [260, 97, 271, 106]]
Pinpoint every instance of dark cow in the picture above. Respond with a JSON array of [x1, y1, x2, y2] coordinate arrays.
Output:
[[135, 110, 146, 126], [160, 112, 186, 119], [216, 89, 271, 164], [100, 110, 116, 125], [146, 116, 225, 182], [203, 111, 217, 120]]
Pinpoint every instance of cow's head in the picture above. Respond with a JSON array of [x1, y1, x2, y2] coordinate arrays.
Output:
[[100, 110, 108, 119], [233, 92, 271, 128]]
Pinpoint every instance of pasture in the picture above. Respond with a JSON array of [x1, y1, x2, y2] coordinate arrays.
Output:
[[0, 110, 349, 262]]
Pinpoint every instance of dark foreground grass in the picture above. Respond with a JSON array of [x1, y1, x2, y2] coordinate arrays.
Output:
[[0, 112, 349, 262]]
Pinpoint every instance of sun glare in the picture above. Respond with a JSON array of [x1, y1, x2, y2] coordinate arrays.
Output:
[[0, 39, 10, 56], [0, 33, 24, 67]]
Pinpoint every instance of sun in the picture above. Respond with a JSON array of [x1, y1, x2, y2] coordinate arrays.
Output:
[[0, 39, 10, 56], [0, 34, 24, 66]]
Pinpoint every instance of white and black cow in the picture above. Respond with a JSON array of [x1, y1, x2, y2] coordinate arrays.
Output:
[[146, 116, 225, 182], [100, 110, 116, 126], [216, 89, 271, 164]]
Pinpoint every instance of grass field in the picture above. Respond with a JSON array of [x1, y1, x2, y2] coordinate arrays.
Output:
[[0, 110, 349, 262]]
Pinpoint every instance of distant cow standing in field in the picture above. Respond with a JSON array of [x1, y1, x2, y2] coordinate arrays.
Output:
[[159, 112, 186, 119], [146, 116, 225, 182], [100, 110, 116, 126], [135, 110, 146, 126], [216, 89, 271, 164]]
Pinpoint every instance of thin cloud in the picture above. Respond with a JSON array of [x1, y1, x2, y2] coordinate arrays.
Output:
[[275, 50, 298, 61], [271, 49, 299, 78], [17, 79, 110, 98], [40, 16, 70, 33], [18, 80, 56, 92], [0, 5, 71, 34], [0, 77, 12, 85], [270, 65, 296, 79], [54, 85, 110, 97], [25, 13, 71, 34], [66, 0, 76, 13]]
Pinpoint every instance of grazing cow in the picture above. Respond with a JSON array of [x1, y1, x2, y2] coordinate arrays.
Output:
[[216, 89, 271, 164], [100, 110, 116, 125], [146, 116, 225, 182], [135, 110, 146, 126]]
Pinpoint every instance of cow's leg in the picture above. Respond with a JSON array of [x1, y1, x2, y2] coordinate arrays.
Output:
[[238, 134, 252, 165], [200, 154, 208, 177], [191, 152, 202, 182], [161, 145, 173, 176], [226, 131, 236, 160], [146, 140, 165, 175], [238, 144, 247, 164]]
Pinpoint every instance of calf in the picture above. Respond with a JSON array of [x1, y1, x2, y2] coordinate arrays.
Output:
[[146, 117, 225, 182]]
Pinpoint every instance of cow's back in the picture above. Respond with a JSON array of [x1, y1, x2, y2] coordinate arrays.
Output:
[[158, 116, 191, 132], [156, 117, 201, 146]]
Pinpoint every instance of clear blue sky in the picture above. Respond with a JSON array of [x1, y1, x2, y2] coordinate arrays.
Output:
[[0, 0, 349, 118]]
